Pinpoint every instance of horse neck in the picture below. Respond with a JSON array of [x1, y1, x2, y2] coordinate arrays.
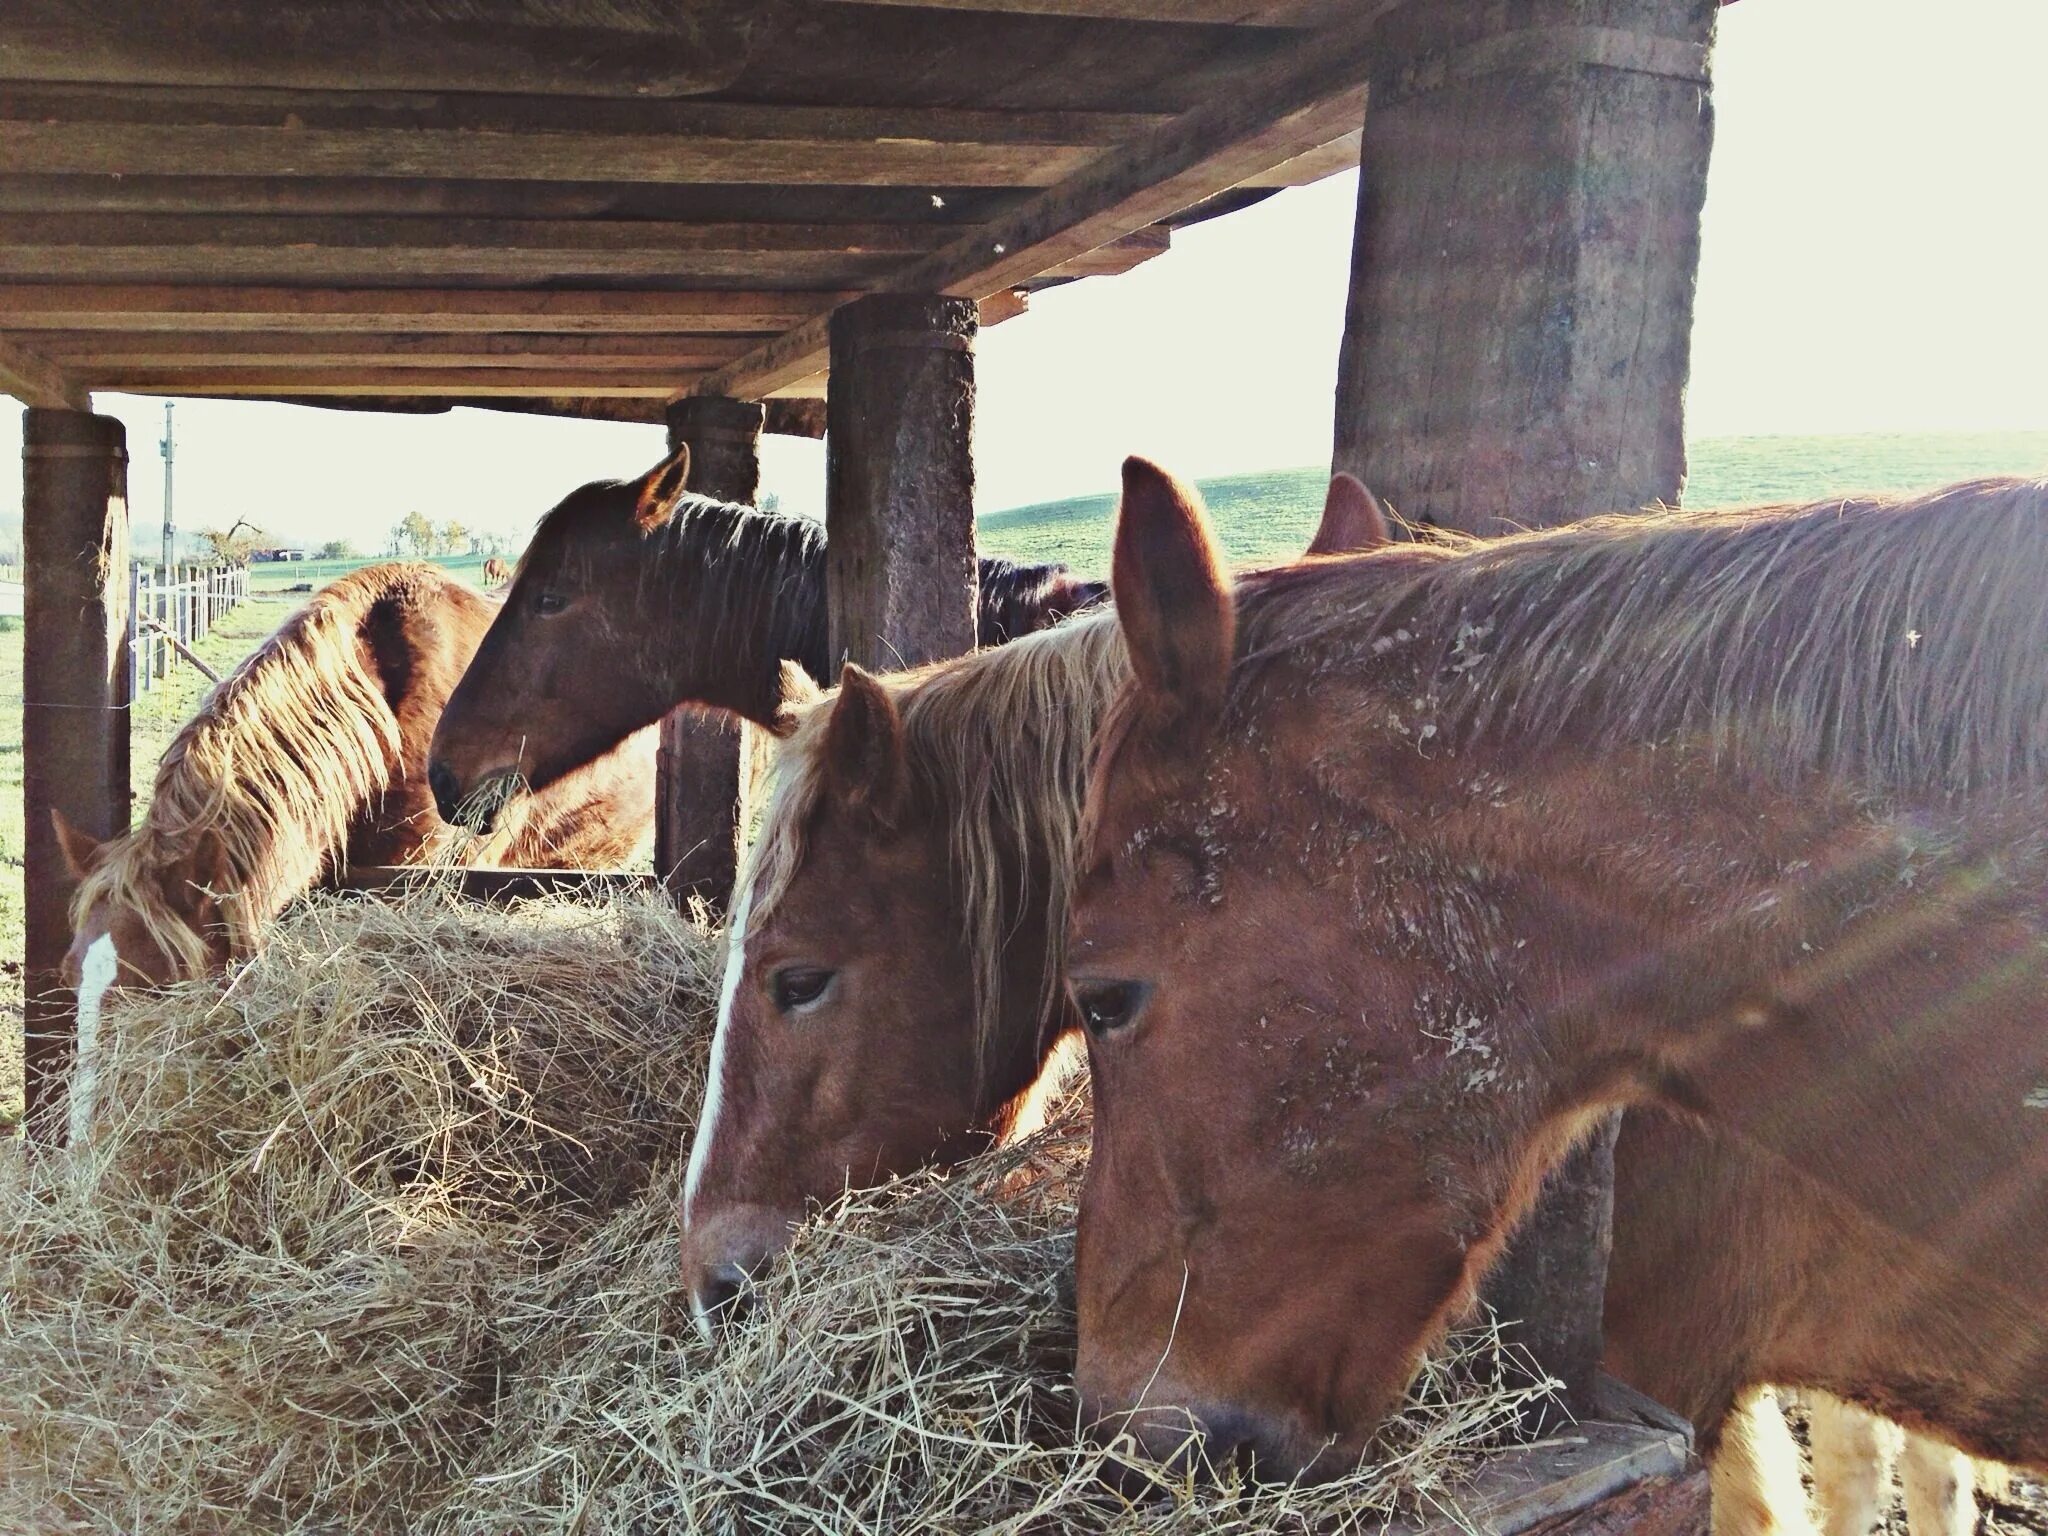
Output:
[[642, 504, 829, 725]]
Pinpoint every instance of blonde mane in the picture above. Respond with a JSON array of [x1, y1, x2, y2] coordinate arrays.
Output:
[[70, 564, 442, 973], [745, 610, 1128, 1084], [1234, 476, 2048, 795]]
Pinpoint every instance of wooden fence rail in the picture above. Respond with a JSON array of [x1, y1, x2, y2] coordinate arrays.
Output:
[[128, 560, 248, 695]]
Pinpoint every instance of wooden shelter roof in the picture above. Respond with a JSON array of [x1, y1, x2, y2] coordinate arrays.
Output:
[[0, 0, 1379, 427]]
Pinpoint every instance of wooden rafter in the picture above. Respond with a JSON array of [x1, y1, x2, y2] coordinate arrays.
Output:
[[0, 87, 1170, 188], [44, 333, 759, 371], [0, 287, 852, 335], [93, 368, 699, 397], [0, 330, 85, 409], [693, 7, 1376, 400]]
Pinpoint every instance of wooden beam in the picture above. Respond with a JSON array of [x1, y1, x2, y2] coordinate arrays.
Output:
[[1038, 223, 1169, 278], [763, 398, 829, 439], [0, 286, 850, 335], [694, 9, 1377, 399], [42, 333, 757, 370], [0, 2, 760, 98], [816, 0, 1357, 20], [0, 251, 906, 287], [89, 367, 703, 397], [0, 87, 1167, 188], [0, 330, 85, 409]]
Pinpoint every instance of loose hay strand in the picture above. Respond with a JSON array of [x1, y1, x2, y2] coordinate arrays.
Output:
[[0, 885, 1551, 1534]]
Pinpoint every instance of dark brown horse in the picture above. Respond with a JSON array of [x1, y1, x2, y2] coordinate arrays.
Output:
[[426, 446, 1107, 830], [1070, 460, 2048, 1487], [54, 562, 655, 1139]]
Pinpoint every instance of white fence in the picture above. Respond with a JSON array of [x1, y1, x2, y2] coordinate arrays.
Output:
[[129, 562, 250, 695]]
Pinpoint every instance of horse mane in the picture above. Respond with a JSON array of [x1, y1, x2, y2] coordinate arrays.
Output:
[[70, 563, 443, 972], [649, 493, 831, 680], [975, 556, 1106, 645], [1233, 476, 2048, 795], [746, 608, 1128, 1086]]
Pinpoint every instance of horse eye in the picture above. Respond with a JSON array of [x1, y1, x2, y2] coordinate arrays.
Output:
[[772, 966, 836, 1013], [1074, 980, 1150, 1039], [534, 590, 569, 617]]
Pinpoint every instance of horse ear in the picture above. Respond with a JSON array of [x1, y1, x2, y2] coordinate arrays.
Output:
[[1308, 473, 1391, 555], [1112, 456, 1235, 740], [50, 808, 103, 881], [823, 664, 906, 825], [770, 659, 824, 738], [633, 444, 693, 533]]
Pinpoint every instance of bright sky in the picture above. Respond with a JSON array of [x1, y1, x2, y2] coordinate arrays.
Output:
[[3, 0, 2044, 546]]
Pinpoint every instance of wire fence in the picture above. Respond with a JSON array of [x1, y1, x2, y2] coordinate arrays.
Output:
[[129, 563, 250, 695]]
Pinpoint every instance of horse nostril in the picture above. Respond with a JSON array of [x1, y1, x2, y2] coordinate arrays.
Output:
[[691, 1262, 754, 1339], [427, 760, 464, 824]]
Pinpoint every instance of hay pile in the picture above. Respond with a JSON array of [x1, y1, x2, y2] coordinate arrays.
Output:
[[0, 884, 1551, 1534]]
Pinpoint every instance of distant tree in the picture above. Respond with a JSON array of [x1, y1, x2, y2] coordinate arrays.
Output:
[[759, 491, 782, 516], [481, 531, 514, 558], [439, 520, 470, 557], [198, 519, 266, 564], [393, 510, 436, 558], [316, 538, 360, 561]]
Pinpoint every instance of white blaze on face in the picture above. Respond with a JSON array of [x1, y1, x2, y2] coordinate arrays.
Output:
[[684, 878, 754, 1229], [69, 933, 119, 1145]]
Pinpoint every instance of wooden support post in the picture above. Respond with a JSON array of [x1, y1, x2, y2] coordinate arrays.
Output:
[[21, 408, 129, 1131], [655, 395, 766, 915], [1333, 0, 1717, 533], [825, 293, 977, 671], [1331, 0, 1717, 1416]]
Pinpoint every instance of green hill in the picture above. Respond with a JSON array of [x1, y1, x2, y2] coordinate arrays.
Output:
[[977, 430, 2048, 578]]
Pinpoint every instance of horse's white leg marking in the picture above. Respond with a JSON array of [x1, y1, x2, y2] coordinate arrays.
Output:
[[1713, 1387, 1818, 1536], [1809, 1392, 1901, 1536], [1899, 1433, 1977, 1536], [683, 879, 753, 1227], [69, 934, 118, 1145]]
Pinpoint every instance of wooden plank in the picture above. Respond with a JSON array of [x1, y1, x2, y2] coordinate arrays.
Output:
[[0, 174, 1031, 227], [0, 330, 84, 409], [1420, 1423, 1693, 1536], [87, 368, 705, 397], [763, 398, 829, 439], [0, 286, 850, 335], [1039, 223, 1169, 278], [0, 249, 908, 286], [0, 1, 759, 98], [21, 408, 130, 1136], [40, 333, 758, 370], [0, 214, 944, 257], [693, 4, 1378, 400], [817, 0, 1358, 21], [0, 87, 1167, 188]]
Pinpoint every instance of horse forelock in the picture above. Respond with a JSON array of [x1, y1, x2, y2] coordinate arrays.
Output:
[[746, 609, 1128, 1093], [71, 564, 424, 971], [1225, 477, 2048, 797]]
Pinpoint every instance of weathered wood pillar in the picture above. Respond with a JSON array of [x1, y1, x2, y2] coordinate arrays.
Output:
[[825, 294, 977, 671], [656, 396, 765, 914], [21, 408, 129, 1130], [1332, 0, 1716, 1419], [1334, 0, 1717, 534]]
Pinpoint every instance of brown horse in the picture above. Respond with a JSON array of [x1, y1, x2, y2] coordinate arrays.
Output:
[[481, 555, 513, 588], [425, 446, 1107, 833], [678, 476, 1389, 1330], [1069, 460, 2048, 1487], [54, 562, 655, 1136], [679, 464, 1978, 1535]]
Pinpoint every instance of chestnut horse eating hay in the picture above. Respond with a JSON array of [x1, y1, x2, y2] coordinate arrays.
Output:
[[678, 477, 1389, 1330], [54, 563, 654, 1136], [681, 465, 1984, 1535], [1070, 461, 2048, 1489], [427, 446, 1106, 831]]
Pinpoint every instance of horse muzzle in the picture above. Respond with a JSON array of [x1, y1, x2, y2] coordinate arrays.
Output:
[[428, 760, 521, 835], [1078, 1373, 1339, 1489], [678, 1201, 800, 1343]]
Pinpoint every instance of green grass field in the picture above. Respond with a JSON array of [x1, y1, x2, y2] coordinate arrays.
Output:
[[6, 429, 2048, 1120]]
